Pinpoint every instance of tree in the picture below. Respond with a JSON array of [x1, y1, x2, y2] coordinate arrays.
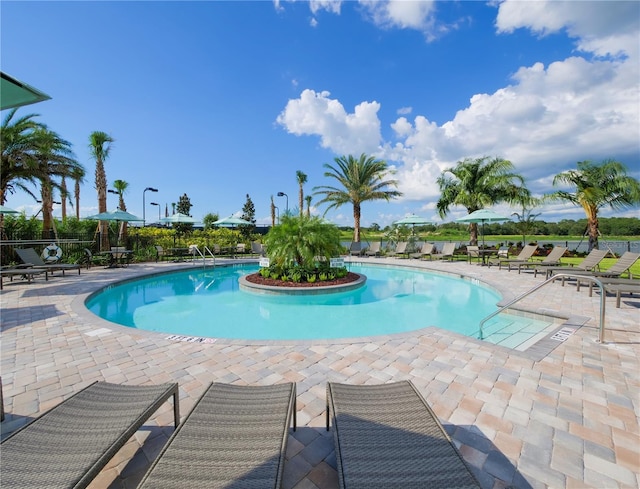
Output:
[[89, 131, 114, 250], [304, 195, 312, 218], [36, 129, 79, 238], [1, 109, 46, 206], [296, 170, 307, 218], [436, 156, 528, 245], [511, 196, 541, 248], [112, 179, 129, 243], [270, 195, 276, 227], [203, 212, 220, 230], [548, 160, 640, 250], [175, 193, 193, 234], [313, 153, 402, 243], [240, 193, 256, 239], [71, 166, 85, 220]]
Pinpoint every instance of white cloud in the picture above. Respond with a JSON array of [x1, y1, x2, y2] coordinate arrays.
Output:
[[397, 106, 412, 115], [276, 89, 382, 154], [309, 0, 342, 15], [495, 0, 640, 59]]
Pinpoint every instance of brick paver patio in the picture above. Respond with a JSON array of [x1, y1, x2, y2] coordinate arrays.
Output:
[[1, 257, 638, 488]]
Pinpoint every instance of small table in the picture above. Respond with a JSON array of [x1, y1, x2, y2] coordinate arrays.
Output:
[[100, 250, 132, 268], [478, 249, 498, 266]]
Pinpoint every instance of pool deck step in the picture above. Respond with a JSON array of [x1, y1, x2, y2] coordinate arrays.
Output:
[[482, 314, 557, 351]]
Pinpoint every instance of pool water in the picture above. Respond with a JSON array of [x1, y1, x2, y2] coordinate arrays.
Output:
[[86, 263, 508, 340]]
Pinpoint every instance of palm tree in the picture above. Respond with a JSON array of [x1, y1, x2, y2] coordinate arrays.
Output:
[[71, 166, 85, 219], [548, 160, 640, 251], [314, 154, 402, 243], [436, 156, 528, 245], [32, 128, 79, 238], [112, 179, 129, 244], [305, 195, 312, 218], [89, 131, 114, 250], [296, 170, 307, 218], [270, 195, 276, 227], [0, 109, 46, 205]]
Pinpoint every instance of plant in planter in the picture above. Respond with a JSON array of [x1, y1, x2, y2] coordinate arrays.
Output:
[[261, 214, 346, 283]]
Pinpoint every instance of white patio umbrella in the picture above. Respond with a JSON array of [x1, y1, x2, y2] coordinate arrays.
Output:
[[213, 216, 252, 228], [0, 205, 19, 214], [456, 209, 510, 247], [159, 212, 196, 224]]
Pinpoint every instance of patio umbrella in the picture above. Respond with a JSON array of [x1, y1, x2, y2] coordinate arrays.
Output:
[[0, 205, 19, 214], [86, 209, 143, 247], [213, 216, 252, 228], [456, 209, 509, 247], [159, 212, 196, 224], [393, 214, 431, 238], [1, 71, 51, 110]]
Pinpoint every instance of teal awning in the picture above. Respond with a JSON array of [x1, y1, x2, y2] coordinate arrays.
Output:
[[1, 72, 51, 110]]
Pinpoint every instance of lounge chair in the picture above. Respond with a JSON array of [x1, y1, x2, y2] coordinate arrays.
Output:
[[1, 381, 179, 489], [431, 242, 457, 261], [251, 241, 266, 256], [155, 245, 169, 262], [15, 247, 81, 276], [387, 241, 408, 258], [0, 267, 48, 290], [581, 277, 640, 308], [466, 245, 480, 264], [410, 242, 435, 260], [545, 248, 609, 282], [138, 382, 296, 489], [512, 246, 568, 276], [569, 251, 639, 285], [365, 241, 382, 257], [326, 381, 481, 489], [349, 241, 364, 257], [490, 244, 537, 269]]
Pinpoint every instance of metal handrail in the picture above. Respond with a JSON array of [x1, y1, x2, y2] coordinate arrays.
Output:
[[189, 245, 215, 268], [479, 273, 607, 342]]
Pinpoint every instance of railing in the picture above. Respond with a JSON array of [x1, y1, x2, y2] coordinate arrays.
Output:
[[478, 273, 607, 343], [189, 245, 216, 268]]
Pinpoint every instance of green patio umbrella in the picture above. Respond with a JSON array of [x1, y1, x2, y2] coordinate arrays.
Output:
[[393, 214, 431, 239], [86, 209, 143, 247], [159, 212, 197, 224], [213, 216, 252, 228], [0, 205, 19, 215], [456, 208, 509, 247], [1, 72, 51, 110]]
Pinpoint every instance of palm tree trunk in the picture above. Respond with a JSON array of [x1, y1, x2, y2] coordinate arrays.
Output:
[[469, 222, 478, 246], [75, 179, 81, 219], [41, 184, 53, 239], [96, 161, 109, 250], [60, 177, 67, 221], [588, 216, 599, 251], [353, 203, 361, 243]]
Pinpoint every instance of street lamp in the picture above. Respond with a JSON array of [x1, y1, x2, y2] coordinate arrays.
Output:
[[277, 192, 288, 214], [107, 189, 119, 209], [143, 187, 158, 227], [150, 202, 160, 221]]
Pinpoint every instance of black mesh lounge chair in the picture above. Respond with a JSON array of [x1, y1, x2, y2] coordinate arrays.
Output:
[[1, 381, 179, 489], [15, 247, 81, 275], [138, 382, 297, 489], [326, 381, 481, 489], [0, 267, 48, 290]]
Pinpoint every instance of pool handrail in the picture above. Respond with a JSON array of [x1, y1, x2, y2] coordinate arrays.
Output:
[[478, 273, 606, 342]]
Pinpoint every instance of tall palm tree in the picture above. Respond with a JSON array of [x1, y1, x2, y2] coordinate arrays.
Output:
[[437, 156, 528, 245], [270, 195, 276, 227], [112, 179, 129, 244], [296, 170, 307, 218], [305, 195, 312, 218], [89, 131, 114, 250], [548, 160, 640, 251], [314, 153, 402, 243], [31, 127, 80, 238], [0, 109, 46, 205], [71, 166, 85, 219]]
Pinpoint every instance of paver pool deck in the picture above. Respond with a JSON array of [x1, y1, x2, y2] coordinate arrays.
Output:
[[1, 257, 638, 488]]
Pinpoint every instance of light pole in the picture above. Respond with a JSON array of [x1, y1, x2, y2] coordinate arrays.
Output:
[[150, 202, 160, 222], [277, 192, 288, 214], [107, 189, 119, 209], [142, 187, 158, 227]]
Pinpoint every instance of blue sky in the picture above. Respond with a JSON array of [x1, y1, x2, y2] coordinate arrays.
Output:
[[2, 1, 639, 228]]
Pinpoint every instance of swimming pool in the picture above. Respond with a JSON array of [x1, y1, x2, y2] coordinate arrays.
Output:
[[86, 263, 502, 340]]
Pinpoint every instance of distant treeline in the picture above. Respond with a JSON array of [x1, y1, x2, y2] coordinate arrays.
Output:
[[368, 217, 640, 237]]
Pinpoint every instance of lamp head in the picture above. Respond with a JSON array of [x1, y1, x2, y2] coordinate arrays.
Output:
[[277, 192, 286, 197], [145, 187, 158, 192], [108, 189, 118, 194]]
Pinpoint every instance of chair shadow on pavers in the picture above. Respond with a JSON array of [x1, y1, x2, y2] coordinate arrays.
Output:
[[0, 305, 65, 331], [283, 426, 337, 488]]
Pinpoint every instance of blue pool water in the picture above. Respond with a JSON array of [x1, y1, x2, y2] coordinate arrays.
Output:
[[86, 263, 502, 340]]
